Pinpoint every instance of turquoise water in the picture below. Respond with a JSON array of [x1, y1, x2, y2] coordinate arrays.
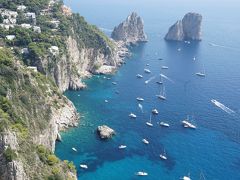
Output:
[[56, 1, 240, 179]]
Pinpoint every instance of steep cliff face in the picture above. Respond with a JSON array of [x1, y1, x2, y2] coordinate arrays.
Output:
[[32, 15, 128, 92], [111, 12, 147, 45], [0, 56, 78, 179], [165, 12, 202, 41]]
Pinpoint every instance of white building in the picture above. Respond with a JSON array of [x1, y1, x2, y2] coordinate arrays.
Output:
[[0, 9, 18, 24], [25, 12, 36, 25], [49, 46, 59, 55], [17, 5, 27, 11], [0, 24, 15, 30], [33, 26, 41, 33], [21, 48, 29, 54], [6, 35, 16, 41], [21, 23, 31, 29], [27, 66, 38, 72]]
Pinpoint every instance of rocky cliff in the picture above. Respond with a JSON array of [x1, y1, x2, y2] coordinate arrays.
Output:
[[0, 51, 78, 179], [111, 12, 147, 45], [165, 12, 202, 41]]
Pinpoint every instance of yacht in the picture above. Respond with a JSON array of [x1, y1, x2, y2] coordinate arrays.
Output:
[[144, 69, 151, 73], [136, 74, 143, 78], [180, 173, 191, 180], [135, 171, 148, 176], [160, 149, 167, 160], [160, 122, 170, 127], [182, 116, 196, 129], [196, 72, 206, 77], [196, 65, 206, 77], [156, 85, 166, 100], [146, 114, 153, 127], [142, 138, 149, 144], [119, 145, 127, 149], [112, 82, 117, 85], [152, 109, 159, 115], [72, 147, 77, 152], [129, 113, 137, 118], [161, 66, 169, 69], [104, 100, 108, 103], [80, 164, 88, 169], [146, 64, 150, 66], [177, 48, 181, 51], [136, 97, 144, 101], [156, 74, 163, 84]]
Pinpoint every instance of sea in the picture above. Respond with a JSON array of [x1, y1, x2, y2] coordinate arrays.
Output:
[[56, 0, 240, 179]]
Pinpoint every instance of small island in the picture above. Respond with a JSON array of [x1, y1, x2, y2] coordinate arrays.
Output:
[[165, 12, 202, 41], [111, 12, 147, 45]]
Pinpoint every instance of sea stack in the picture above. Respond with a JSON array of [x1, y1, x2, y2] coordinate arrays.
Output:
[[111, 12, 147, 45], [97, 125, 115, 139], [165, 12, 202, 41]]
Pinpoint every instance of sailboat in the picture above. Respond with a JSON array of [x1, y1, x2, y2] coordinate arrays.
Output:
[[182, 115, 196, 129], [196, 65, 206, 77], [156, 74, 163, 84], [156, 85, 166, 100], [146, 114, 153, 127], [160, 122, 170, 127], [160, 149, 167, 160]]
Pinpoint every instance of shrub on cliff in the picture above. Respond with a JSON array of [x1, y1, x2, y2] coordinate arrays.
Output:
[[0, 48, 13, 66], [3, 147, 17, 162]]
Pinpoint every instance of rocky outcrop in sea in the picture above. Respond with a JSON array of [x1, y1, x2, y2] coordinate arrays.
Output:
[[97, 125, 115, 139], [111, 12, 147, 45], [165, 12, 202, 41]]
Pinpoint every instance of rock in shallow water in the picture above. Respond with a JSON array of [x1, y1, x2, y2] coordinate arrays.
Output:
[[165, 12, 202, 41], [97, 125, 115, 139], [111, 12, 147, 45]]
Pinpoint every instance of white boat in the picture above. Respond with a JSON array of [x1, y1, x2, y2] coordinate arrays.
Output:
[[180, 173, 191, 180], [152, 109, 158, 115], [119, 145, 127, 149], [129, 113, 137, 118], [146, 64, 150, 66], [136, 97, 144, 101], [160, 122, 169, 127], [135, 171, 148, 176], [156, 85, 166, 100], [160, 149, 167, 160], [112, 82, 117, 85], [136, 74, 143, 78], [196, 65, 206, 77], [156, 74, 163, 84], [105, 100, 108, 103], [161, 66, 169, 69], [193, 57, 196, 61], [182, 116, 196, 129], [72, 147, 77, 152], [142, 138, 149, 144], [146, 114, 153, 127], [177, 48, 181, 51], [80, 164, 88, 169], [144, 69, 151, 73]]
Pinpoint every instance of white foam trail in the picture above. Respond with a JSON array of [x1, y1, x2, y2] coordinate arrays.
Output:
[[160, 74, 174, 83], [211, 99, 235, 114], [99, 27, 113, 32], [145, 76, 156, 84], [209, 42, 240, 52], [138, 104, 143, 113]]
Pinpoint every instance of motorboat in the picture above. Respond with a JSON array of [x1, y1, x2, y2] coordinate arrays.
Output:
[[135, 171, 148, 176], [160, 122, 169, 127], [152, 109, 158, 115], [142, 138, 149, 144], [136, 74, 143, 78], [144, 69, 151, 73], [80, 164, 88, 169], [119, 145, 127, 149], [136, 97, 144, 101], [129, 113, 137, 118]]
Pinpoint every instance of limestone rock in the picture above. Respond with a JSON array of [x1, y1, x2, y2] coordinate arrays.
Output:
[[165, 12, 202, 41], [97, 125, 115, 139], [111, 12, 147, 45]]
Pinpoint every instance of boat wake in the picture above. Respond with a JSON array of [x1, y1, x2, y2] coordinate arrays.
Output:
[[211, 99, 235, 115], [138, 103, 143, 113], [160, 74, 174, 83], [209, 42, 240, 52], [145, 76, 156, 84]]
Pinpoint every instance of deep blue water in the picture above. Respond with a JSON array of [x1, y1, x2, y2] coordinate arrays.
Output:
[[56, 1, 240, 179]]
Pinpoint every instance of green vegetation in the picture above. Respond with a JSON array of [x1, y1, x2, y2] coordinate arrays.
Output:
[[3, 147, 17, 162], [0, 48, 14, 66]]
